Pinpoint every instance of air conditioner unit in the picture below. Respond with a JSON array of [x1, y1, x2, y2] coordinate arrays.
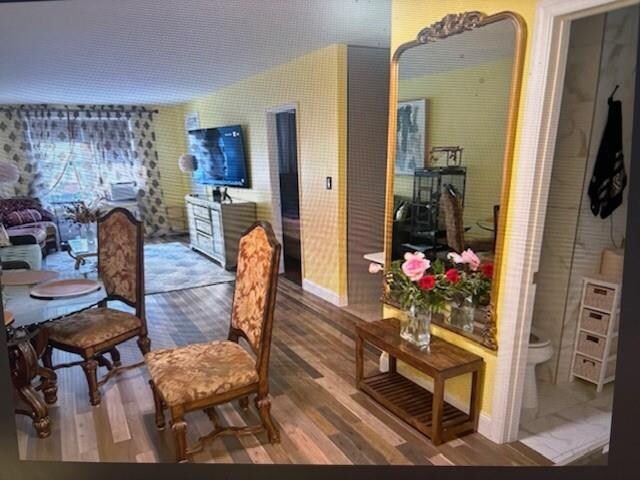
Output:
[[109, 182, 138, 201]]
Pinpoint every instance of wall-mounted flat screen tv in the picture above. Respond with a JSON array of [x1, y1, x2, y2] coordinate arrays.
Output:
[[187, 125, 249, 188]]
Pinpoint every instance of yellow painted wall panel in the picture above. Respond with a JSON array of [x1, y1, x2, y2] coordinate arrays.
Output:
[[180, 44, 348, 298]]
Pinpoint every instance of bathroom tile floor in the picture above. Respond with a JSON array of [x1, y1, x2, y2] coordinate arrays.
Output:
[[519, 378, 614, 465]]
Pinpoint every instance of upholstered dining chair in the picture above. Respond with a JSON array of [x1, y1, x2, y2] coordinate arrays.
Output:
[[43, 207, 149, 406], [145, 221, 281, 463]]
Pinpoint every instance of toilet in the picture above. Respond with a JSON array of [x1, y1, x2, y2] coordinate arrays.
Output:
[[522, 332, 553, 412]]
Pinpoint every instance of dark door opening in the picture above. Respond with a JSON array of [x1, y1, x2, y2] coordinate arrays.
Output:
[[275, 109, 302, 285]]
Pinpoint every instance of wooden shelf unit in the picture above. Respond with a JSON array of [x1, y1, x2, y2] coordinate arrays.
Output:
[[570, 276, 620, 392]]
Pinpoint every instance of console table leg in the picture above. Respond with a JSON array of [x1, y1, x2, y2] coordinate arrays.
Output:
[[432, 377, 444, 445], [469, 369, 480, 430]]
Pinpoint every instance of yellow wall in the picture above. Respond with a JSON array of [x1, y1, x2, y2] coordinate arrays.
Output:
[[181, 45, 348, 298], [395, 56, 513, 227], [152, 103, 190, 230], [390, 0, 538, 418]]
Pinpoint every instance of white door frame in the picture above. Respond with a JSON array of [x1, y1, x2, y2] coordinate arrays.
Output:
[[265, 102, 305, 278], [492, 0, 639, 444]]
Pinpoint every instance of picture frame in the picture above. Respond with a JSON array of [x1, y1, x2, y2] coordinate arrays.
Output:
[[395, 98, 428, 175]]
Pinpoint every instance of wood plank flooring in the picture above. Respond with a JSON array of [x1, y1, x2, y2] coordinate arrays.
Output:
[[14, 278, 552, 465]]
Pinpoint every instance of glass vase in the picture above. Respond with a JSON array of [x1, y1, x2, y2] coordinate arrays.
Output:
[[401, 303, 432, 349], [448, 296, 475, 333]]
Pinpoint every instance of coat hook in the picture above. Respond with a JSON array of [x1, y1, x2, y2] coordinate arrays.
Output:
[[609, 84, 620, 99]]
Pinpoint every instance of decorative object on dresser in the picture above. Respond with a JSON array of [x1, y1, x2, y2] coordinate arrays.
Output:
[[145, 221, 281, 463], [186, 194, 257, 270], [355, 317, 483, 445], [570, 276, 620, 392], [43, 208, 150, 406]]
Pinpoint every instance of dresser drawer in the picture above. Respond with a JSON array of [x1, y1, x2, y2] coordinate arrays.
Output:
[[580, 308, 611, 335], [195, 218, 212, 236], [192, 204, 210, 220], [195, 232, 214, 252]]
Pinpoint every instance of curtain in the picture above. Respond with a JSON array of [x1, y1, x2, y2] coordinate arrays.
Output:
[[0, 105, 172, 237]]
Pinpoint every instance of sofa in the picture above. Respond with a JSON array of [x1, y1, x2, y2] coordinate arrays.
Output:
[[0, 197, 60, 253]]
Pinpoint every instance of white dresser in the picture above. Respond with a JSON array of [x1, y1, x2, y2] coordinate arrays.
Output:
[[185, 194, 257, 270]]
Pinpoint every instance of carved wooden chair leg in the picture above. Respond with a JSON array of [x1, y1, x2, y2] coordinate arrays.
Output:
[[149, 380, 166, 430], [109, 347, 122, 367], [37, 366, 58, 405], [137, 335, 151, 356], [170, 411, 188, 463], [81, 358, 101, 406], [238, 396, 249, 411], [17, 385, 51, 438], [42, 345, 53, 370], [256, 394, 280, 444], [96, 354, 113, 371]]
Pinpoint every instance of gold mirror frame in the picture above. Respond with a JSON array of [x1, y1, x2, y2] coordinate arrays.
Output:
[[382, 11, 527, 350]]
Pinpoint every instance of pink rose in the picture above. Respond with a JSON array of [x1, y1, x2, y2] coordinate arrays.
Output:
[[447, 252, 464, 264], [368, 262, 383, 274], [401, 252, 430, 281], [461, 249, 481, 271]]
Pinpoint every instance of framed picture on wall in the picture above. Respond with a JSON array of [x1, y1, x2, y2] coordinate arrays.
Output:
[[396, 98, 428, 175]]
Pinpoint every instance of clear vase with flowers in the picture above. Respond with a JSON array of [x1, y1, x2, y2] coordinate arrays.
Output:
[[370, 252, 449, 349], [443, 249, 493, 333]]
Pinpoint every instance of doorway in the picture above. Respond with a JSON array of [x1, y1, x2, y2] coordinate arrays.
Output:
[[498, 0, 638, 464], [267, 106, 303, 285]]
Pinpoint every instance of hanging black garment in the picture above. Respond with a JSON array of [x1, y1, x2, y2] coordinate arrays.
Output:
[[588, 99, 627, 219]]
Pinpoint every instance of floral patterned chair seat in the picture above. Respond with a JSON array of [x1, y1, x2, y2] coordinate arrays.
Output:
[[46, 308, 142, 350], [146, 340, 259, 407]]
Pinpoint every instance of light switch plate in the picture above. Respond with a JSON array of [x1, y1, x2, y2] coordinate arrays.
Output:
[[326, 176, 332, 190]]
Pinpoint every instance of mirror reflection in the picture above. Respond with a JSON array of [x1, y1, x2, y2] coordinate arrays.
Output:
[[388, 19, 517, 344]]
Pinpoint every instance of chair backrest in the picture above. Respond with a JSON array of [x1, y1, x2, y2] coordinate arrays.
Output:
[[97, 208, 144, 319], [228, 221, 281, 376], [442, 185, 465, 253]]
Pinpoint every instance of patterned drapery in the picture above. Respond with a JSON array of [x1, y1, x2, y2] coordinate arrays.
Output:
[[0, 105, 171, 237]]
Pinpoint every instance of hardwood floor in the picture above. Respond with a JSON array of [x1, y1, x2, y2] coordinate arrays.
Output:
[[15, 278, 551, 465]]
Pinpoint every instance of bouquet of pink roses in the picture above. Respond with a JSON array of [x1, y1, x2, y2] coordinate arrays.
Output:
[[372, 252, 450, 313]]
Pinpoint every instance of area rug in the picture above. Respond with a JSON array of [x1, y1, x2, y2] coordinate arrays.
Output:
[[43, 242, 235, 295]]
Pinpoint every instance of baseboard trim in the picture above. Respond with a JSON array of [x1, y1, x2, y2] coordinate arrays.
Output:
[[379, 352, 494, 440], [302, 279, 348, 307]]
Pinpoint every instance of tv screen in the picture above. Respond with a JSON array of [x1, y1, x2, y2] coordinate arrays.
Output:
[[187, 125, 249, 187]]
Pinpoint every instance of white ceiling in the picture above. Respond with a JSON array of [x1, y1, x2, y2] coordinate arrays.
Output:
[[0, 0, 390, 105], [399, 20, 516, 79]]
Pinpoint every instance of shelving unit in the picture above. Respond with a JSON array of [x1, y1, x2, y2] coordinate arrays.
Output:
[[570, 276, 620, 392]]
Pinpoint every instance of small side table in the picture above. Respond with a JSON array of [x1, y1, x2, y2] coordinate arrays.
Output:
[[67, 238, 98, 270], [355, 318, 483, 445]]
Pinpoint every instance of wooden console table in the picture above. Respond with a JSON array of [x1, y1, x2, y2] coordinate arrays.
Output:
[[355, 318, 483, 445]]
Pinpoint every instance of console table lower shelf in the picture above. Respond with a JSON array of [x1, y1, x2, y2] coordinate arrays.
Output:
[[355, 318, 484, 445]]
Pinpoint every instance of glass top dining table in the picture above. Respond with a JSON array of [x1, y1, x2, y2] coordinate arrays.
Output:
[[3, 276, 106, 328]]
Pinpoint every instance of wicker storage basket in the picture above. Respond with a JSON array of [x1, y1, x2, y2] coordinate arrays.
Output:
[[580, 308, 610, 335], [574, 354, 617, 381], [584, 283, 615, 312], [577, 331, 606, 359]]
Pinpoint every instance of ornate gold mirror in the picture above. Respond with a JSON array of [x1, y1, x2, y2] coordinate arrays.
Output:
[[382, 12, 526, 350]]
